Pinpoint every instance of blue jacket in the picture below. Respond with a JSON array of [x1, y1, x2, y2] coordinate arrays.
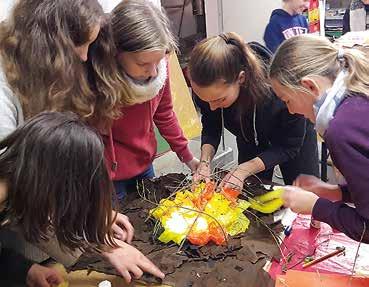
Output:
[[264, 9, 308, 53]]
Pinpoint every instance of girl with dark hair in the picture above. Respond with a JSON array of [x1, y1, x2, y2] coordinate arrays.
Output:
[[0, 112, 164, 285], [189, 32, 319, 189]]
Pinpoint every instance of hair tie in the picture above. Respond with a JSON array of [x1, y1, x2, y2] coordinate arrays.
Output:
[[219, 33, 228, 43], [337, 48, 345, 60]]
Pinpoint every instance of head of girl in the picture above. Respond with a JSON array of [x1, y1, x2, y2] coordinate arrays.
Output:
[[0, 0, 106, 119], [189, 32, 270, 112], [269, 34, 369, 122], [283, 0, 310, 15], [0, 112, 117, 252], [111, 0, 177, 85]]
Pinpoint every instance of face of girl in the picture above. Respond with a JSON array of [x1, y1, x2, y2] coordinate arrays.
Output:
[[74, 24, 101, 62], [191, 80, 242, 111], [271, 79, 316, 121], [117, 50, 166, 82]]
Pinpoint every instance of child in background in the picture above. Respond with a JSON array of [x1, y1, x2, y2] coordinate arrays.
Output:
[[270, 34, 369, 243], [0, 112, 164, 285], [264, 0, 310, 53]]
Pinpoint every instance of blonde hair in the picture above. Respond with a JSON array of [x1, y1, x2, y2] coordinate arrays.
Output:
[[189, 32, 270, 110], [269, 34, 369, 97], [112, 0, 177, 53]]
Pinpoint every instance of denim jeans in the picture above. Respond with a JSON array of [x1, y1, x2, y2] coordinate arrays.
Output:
[[113, 164, 155, 201]]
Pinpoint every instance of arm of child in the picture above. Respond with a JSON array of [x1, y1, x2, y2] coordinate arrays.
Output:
[[153, 76, 193, 164]]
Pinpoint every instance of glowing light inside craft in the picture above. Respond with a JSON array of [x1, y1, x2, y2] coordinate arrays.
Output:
[[193, 217, 208, 232], [165, 212, 190, 234], [150, 182, 284, 246]]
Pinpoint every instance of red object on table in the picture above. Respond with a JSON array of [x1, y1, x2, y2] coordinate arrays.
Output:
[[269, 215, 369, 279]]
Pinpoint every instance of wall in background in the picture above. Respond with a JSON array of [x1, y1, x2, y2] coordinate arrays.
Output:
[[204, 0, 280, 43], [222, 0, 280, 43]]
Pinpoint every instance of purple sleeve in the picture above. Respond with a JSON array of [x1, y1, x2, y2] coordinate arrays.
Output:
[[312, 198, 369, 242], [338, 184, 352, 203], [325, 98, 369, 219], [318, 97, 369, 242]]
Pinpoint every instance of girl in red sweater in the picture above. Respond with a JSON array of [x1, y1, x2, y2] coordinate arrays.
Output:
[[102, 0, 198, 200]]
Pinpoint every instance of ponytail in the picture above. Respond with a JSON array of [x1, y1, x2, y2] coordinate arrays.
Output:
[[222, 33, 271, 107], [341, 48, 369, 96]]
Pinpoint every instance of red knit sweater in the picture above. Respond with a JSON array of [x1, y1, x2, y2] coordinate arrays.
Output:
[[104, 68, 193, 180]]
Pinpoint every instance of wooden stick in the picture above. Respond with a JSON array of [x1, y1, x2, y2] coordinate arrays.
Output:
[[302, 247, 345, 269]]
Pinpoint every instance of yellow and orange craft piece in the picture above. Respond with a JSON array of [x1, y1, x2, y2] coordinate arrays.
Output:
[[150, 182, 284, 246]]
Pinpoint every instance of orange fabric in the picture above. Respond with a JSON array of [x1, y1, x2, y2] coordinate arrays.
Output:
[[280, 270, 369, 287]]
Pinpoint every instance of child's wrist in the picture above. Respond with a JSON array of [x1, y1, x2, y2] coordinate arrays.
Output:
[[200, 159, 210, 166]]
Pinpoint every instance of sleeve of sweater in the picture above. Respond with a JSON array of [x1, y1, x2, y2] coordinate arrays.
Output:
[[263, 22, 282, 53], [194, 95, 222, 151], [313, 198, 369, 242], [258, 99, 306, 170], [312, 102, 369, 242], [153, 71, 193, 163], [0, 243, 34, 283]]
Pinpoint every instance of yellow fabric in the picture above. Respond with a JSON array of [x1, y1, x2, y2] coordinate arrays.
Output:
[[150, 184, 251, 246], [169, 53, 201, 140], [249, 187, 284, 214]]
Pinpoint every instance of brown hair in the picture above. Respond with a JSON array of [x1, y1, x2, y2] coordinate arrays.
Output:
[[0, 112, 117, 252], [91, 0, 178, 107], [112, 0, 177, 53], [189, 32, 270, 110], [269, 34, 369, 97], [0, 0, 121, 123], [87, 21, 132, 124]]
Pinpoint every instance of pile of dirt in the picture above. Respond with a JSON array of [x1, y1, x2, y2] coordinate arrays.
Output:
[[70, 174, 282, 287]]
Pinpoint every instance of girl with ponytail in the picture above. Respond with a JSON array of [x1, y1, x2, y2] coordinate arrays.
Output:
[[270, 34, 369, 242], [190, 32, 319, 189]]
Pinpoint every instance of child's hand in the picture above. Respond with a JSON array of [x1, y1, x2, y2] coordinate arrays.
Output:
[[219, 167, 247, 191], [102, 240, 165, 283], [111, 212, 134, 243], [294, 174, 342, 201], [193, 160, 211, 183], [282, 186, 319, 215], [26, 264, 63, 287], [185, 157, 200, 173]]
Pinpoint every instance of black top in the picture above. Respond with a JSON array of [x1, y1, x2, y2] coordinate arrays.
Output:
[[0, 241, 34, 284], [195, 42, 306, 171]]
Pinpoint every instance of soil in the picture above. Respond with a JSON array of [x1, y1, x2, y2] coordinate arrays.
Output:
[[70, 173, 282, 287]]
